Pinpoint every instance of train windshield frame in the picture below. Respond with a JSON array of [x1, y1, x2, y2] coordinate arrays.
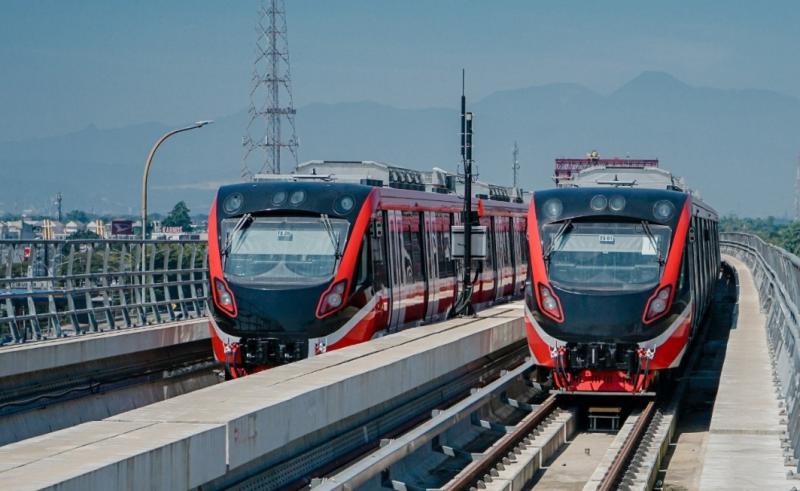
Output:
[[542, 221, 671, 292], [221, 215, 350, 286]]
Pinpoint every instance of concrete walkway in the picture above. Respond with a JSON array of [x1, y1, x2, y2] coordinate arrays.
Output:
[[699, 255, 790, 489]]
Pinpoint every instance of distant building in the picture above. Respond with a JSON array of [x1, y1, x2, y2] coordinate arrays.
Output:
[[86, 220, 107, 238], [64, 221, 85, 236], [0, 220, 36, 240]]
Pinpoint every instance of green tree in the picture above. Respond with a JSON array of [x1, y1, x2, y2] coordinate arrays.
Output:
[[68, 229, 100, 240], [162, 201, 193, 232], [779, 222, 800, 256], [65, 209, 92, 223]]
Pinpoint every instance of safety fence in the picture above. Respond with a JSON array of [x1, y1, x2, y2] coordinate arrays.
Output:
[[0, 239, 208, 345], [721, 232, 800, 469]]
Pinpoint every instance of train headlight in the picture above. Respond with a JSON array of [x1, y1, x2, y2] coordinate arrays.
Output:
[[650, 298, 667, 314], [609, 195, 626, 212], [653, 200, 675, 221], [326, 292, 342, 308], [317, 279, 348, 318], [542, 199, 563, 220], [272, 191, 287, 206], [290, 190, 306, 205], [335, 195, 356, 214], [537, 283, 564, 322], [590, 195, 608, 211], [223, 193, 244, 214], [644, 285, 672, 323], [213, 278, 237, 317]]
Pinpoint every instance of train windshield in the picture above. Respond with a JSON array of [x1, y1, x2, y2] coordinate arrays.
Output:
[[542, 222, 671, 291], [222, 216, 350, 285]]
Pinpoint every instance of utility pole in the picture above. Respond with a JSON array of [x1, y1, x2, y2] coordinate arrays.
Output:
[[512, 141, 520, 189], [795, 154, 800, 221], [242, 0, 299, 178], [55, 192, 62, 222]]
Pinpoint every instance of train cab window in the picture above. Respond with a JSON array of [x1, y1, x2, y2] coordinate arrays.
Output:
[[222, 216, 350, 285], [370, 213, 388, 289], [678, 249, 689, 294], [353, 242, 369, 288], [542, 222, 671, 291]]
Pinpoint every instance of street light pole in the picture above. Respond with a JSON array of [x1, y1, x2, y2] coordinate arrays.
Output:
[[140, 121, 212, 305]]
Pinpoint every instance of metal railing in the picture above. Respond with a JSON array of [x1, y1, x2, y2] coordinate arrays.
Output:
[[721, 232, 800, 470], [1, 239, 208, 345]]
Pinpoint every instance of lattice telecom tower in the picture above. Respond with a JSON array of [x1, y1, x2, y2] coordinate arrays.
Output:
[[242, 0, 299, 178]]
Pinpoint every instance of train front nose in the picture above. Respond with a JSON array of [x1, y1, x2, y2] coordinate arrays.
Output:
[[219, 283, 330, 364]]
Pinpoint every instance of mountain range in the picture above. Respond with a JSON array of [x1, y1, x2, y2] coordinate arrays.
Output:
[[2, 71, 797, 218]]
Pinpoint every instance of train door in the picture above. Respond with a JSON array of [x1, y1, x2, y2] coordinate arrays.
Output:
[[494, 216, 514, 300], [423, 211, 439, 320], [369, 211, 391, 331], [387, 210, 427, 330], [424, 211, 457, 320]]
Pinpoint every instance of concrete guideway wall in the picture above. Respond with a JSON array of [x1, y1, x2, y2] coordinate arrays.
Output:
[[0, 303, 525, 490], [0, 318, 209, 379]]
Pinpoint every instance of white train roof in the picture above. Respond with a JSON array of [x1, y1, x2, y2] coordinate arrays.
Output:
[[559, 165, 692, 195]]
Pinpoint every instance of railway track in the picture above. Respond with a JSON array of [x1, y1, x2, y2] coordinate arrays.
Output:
[[297, 264, 738, 491]]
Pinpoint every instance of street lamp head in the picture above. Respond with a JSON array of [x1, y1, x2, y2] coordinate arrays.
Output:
[[194, 120, 214, 127]]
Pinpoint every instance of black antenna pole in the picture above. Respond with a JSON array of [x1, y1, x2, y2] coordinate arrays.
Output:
[[454, 69, 475, 316]]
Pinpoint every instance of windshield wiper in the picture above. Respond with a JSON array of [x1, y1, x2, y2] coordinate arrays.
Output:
[[320, 214, 343, 266], [543, 219, 572, 263], [641, 220, 665, 266], [222, 213, 253, 259]]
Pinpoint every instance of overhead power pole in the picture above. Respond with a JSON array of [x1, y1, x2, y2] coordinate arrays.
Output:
[[55, 192, 63, 222], [512, 141, 520, 189], [242, 0, 299, 178], [795, 154, 800, 221]]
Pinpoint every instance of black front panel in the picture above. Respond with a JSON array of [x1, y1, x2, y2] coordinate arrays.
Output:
[[217, 181, 373, 229], [534, 187, 686, 229]]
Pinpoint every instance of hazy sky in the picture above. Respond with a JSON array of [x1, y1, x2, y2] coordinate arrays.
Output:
[[2, 1, 799, 142]]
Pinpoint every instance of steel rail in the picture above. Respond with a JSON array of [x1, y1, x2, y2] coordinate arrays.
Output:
[[597, 399, 656, 491], [443, 393, 559, 490]]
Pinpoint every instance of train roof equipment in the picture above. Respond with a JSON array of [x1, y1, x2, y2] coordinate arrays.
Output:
[[255, 160, 529, 203], [554, 151, 689, 194]]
